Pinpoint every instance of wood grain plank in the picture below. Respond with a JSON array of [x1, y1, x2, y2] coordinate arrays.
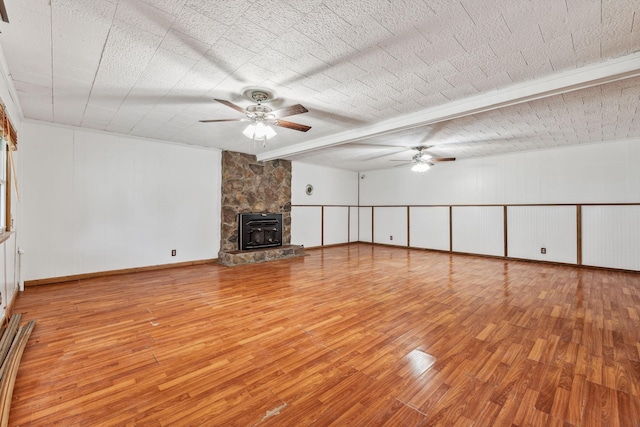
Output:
[[7, 244, 640, 426]]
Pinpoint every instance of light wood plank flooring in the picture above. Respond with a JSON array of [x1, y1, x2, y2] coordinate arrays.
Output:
[[8, 244, 640, 426]]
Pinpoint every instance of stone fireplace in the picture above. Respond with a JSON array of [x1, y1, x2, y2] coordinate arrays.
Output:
[[218, 151, 304, 266]]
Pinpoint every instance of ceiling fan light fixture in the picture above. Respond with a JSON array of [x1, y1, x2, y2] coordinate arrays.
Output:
[[410, 149, 433, 173], [411, 161, 431, 173], [242, 124, 254, 139], [243, 121, 276, 141], [201, 94, 310, 146]]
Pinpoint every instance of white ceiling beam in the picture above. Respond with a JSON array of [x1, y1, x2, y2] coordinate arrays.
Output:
[[257, 52, 640, 162]]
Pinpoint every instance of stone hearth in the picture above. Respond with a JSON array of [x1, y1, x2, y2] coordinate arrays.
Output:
[[218, 245, 305, 267], [218, 150, 305, 266]]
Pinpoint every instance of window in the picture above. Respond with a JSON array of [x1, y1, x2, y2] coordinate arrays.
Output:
[[0, 136, 6, 231], [0, 103, 17, 233]]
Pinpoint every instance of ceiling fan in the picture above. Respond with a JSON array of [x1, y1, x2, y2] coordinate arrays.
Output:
[[393, 146, 456, 172], [199, 88, 311, 147]]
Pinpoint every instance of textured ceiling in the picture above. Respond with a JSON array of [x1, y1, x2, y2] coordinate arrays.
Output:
[[0, 0, 639, 171]]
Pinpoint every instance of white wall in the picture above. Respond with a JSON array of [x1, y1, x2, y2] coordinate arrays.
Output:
[[409, 207, 449, 251], [291, 162, 358, 247], [360, 139, 640, 206], [358, 207, 372, 243], [349, 206, 359, 242], [582, 205, 640, 270], [324, 206, 349, 246], [359, 139, 640, 270], [452, 206, 504, 256], [508, 206, 577, 264], [21, 121, 221, 281], [291, 162, 358, 206], [373, 207, 407, 246], [290, 206, 322, 248]]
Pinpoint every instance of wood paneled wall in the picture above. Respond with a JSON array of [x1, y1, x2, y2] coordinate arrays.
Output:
[[409, 207, 450, 251], [508, 206, 577, 264], [293, 203, 640, 271], [582, 205, 640, 270], [452, 206, 504, 257]]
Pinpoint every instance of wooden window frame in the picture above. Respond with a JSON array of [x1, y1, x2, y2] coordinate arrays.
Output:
[[0, 103, 17, 234]]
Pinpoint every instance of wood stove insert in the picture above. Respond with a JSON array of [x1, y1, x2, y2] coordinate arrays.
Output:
[[238, 213, 283, 251]]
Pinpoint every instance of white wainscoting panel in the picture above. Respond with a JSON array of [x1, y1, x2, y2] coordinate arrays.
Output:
[[359, 207, 373, 242], [452, 206, 504, 256], [324, 206, 349, 246], [507, 206, 577, 263], [409, 207, 450, 251], [373, 207, 408, 246], [291, 206, 322, 248], [582, 205, 640, 271], [349, 207, 359, 242]]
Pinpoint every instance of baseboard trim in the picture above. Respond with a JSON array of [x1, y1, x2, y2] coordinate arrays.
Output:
[[22, 241, 640, 287], [24, 259, 218, 287], [357, 241, 640, 273]]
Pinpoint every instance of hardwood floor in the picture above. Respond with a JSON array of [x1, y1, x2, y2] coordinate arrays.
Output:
[[8, 244, 640, 426]]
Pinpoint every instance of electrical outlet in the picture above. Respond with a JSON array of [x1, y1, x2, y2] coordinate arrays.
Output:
[[171, 249, 176, 256], [390, 235, 393, 241], [540, 247, 546, 254]]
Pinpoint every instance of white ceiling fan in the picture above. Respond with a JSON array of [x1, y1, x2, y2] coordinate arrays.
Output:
[[199, 88, 311, 147], [381, 123, 455, 172], [392, 146, 456, 172]]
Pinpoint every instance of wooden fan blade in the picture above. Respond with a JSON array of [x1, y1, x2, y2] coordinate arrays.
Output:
[[0, 0, 8, 23], [270, 104, 308, 119], [214, 99, 247, 114], [274, 120, 311, 132], [199, 118, 244, 123], [431, 157, 456, 162]]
